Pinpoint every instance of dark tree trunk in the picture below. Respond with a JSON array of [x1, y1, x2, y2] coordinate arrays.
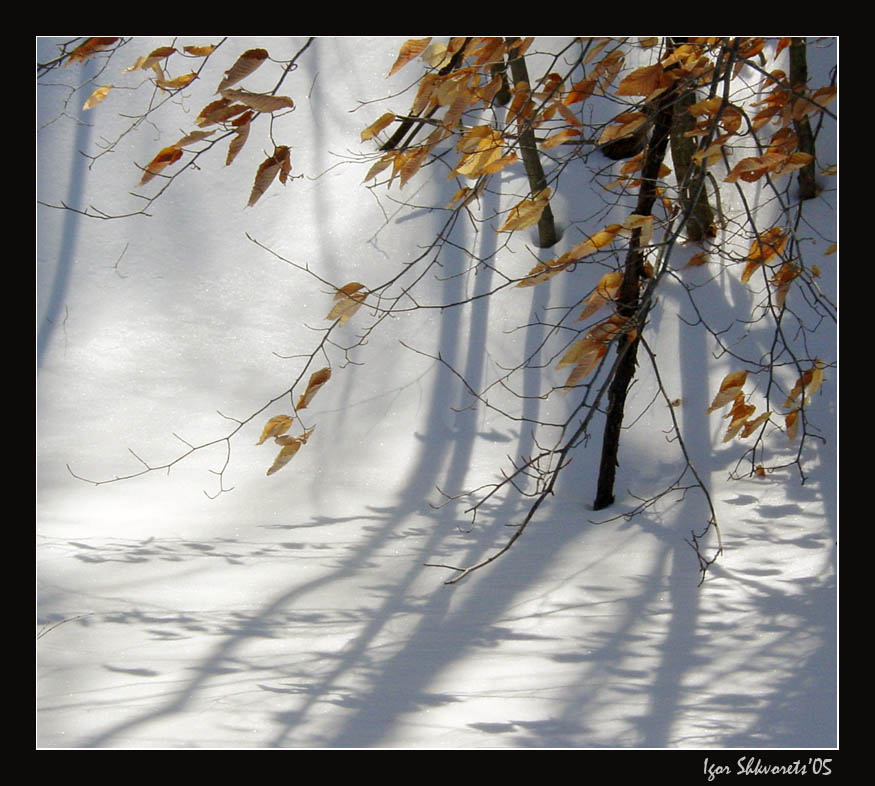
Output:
[[592, 61, 679, 511], [790, 37, 818, 201], [505, 38, 558, 249], [670, 86, 716, 242]]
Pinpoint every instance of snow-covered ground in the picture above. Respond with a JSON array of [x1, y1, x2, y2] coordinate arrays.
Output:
[[37, 36, 837, 749]]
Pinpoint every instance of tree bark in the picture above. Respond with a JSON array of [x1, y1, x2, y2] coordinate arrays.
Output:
[[670, 85, 716, 241], [505, 38, 558, 249], [790, 37, 818, 201], [592, 68, 678, 511]]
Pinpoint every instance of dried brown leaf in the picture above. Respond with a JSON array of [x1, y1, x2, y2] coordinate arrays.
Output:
[[156, 72, 197, 90], [220, 88, 294, 113], [388, 38, 432, 76], [327, 283, 368, 324], [82, 85, 112, 110], [296, 367, 331, 411], [578, 271, 624, 321], [138, 145, 183, 186], [248, 147, 290, 207], [217, 48, 269, 92], [707, 370, 748, 413], [782, 362, 825, 409], [66, 37, 120, 65], [498, 189, 552, 233], [183, 45, 217, 57], [256, 414, 294, 445], [195, 98, 249, 127], [361, 112, 396, 142]]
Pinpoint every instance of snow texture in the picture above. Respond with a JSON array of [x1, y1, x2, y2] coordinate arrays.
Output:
[[37, 36, 837, 749]]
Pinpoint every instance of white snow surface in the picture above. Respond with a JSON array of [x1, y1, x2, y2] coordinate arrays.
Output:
[[37, 36, 837, 749]]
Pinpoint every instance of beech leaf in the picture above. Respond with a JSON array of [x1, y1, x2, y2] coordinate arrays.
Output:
[[256, 415, 294, 445], [217, 48, 269, 93], [578, 271, 624, 321], [67, 37, 120, 65], [388, 38, 432, 77], [138, 145, 183, 186], [327, 283, 368, 324], [296, 367, 331, 411], [220, 88, 294, 113], [82, 85, 112, 110], [498, 188, 552, 233], [248, 146, 291, 207], [707, 370, 748, 413], [361, 112, 396, 142]]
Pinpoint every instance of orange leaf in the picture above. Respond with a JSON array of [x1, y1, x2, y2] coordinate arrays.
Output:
[[156, 72, 197, 90], [266, 435, 305, 475], [740, 228, 787, 283], [707, 370, 748, 413], [82, 85, 112, 110], [226, 119, 251, 166], [361, 112, 396, 142], [248, 147, 291, 207], [217, 48, 269, 92], [597, 112, 648, 146], [125, 46, 177, 73], [563, 78, 596, 106], [66, 37, 119, 65], [739, 411, 771, 439], [685, 251, 709, 268], [578, 271, 624, 321], [174, 129, 216, 147], [296, 368, 331, 411], [256, 414, 294, 445], [782, 362, 825, 409], [616, 63, 667, 97], [195, 98, 249, 127], [362, 151, 396, 183], [540, 128, 581, 150], [557, 224, 623, 264], [183, 45, 217, 57], [498, 188, 552, 233], [220, 88, 294, 113], [722, 404, 756, 442], [784, 410, 799, 443], [388, 38, 432, 76], [138, 145, 183, 186], [327, 282, 368, 324], [557, 315, 629, 388]]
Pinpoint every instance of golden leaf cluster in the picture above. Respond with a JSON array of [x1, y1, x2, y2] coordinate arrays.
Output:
[[706, 370, 771, 443], [124, 43, 295, 204], [256, 366, 334, 476], [707, 360, 826, 448], [739, 226, 788, 284], [254, 414, 315, 476], [780, 362, 826, 444]]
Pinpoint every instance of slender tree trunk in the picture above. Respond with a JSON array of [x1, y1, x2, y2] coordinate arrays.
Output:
[[592, 65, 678, 511], [670, 85, 716, 242], [505, 38, 558, 249], [790, 37, 818, 201]]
